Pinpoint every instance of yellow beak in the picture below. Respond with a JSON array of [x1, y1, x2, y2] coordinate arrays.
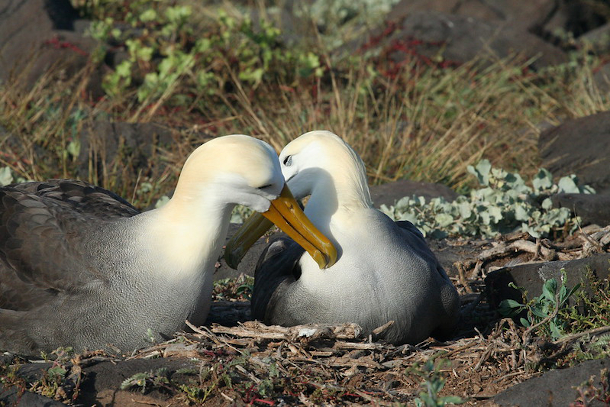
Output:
[[224, 185, 337, 270]]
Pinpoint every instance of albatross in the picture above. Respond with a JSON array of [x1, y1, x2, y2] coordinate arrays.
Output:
[[225, 131, 460, 345], [0, 135, 336, 355]]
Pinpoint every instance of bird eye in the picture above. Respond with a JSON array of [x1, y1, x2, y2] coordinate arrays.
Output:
[[257, 184, 272, 190], [283, 155, 293, 166]]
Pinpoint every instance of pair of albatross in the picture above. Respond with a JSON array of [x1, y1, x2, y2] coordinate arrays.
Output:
[[226, 131, 460, 345], [0, 135, 336, 355]]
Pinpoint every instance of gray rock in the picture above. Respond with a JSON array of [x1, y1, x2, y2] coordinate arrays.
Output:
[[369, 179, 459, 208], [495, 358, 610, 406], [0, 382, 67, 406], [485, 253, 610, 308], [592, 63, 610, 94], [390, 0, 606, 39], [579, 21, 610, 51], [0, 0, 98, 91], [552, 193, 610, 226], [78, 358, 198, 405], [1, 358, 200, 407], [539, 111, 610, 194], [389, 0, 558, 32], [387, 11, 566, 70]]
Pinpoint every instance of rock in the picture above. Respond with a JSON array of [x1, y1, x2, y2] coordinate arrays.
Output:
[[552, 193, 610, 226], [542, 0, 607, 38], [539, 111, 610, 194], [78, 358, 198, 406], [579, 22, 610, 50], [206, 300, 251, 326], [375, 0, 609, 71], [1, 357, 201, 407], [592, 62, 610, 94], [0, 0, 98, 92], [0, 382, 67, 406], [389, 0, 606, 39], [494, 358, 610, 406], [385, 11, 566, 70], [389, 0, 558, 32], [369, 179, 459, 208], [485, 253, 610, 308]]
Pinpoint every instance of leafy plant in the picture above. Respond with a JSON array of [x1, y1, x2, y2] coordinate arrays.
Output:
[[567, 334, 610, 366], [564, 274, 610, 332], [407, 358, 465, 406], [381, 160, 594, 239], [499, 269, 582, 340], [212, 275, 255, 301], [571, 368, 610, 406], [120, 368, 170, 393], [80, 0, 323, 114]]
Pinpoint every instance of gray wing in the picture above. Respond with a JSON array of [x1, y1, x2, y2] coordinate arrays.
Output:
[[395, 220, 451, 280], [250, 236, 305, 322], [396, 220, 460, 340], [0, 180, 139, 312]]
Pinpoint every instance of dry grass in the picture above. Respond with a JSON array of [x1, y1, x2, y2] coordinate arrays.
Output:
[[206, 52, 610, 192], [1, 8, 610, 203]]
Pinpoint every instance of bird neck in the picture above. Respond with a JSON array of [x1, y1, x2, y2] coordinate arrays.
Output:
[[303, 172, 372, 258], [136, 189, 235, 281], [306, 165, 372, 221]]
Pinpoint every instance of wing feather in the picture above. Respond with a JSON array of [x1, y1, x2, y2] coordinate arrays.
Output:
[[0, 180, 139, 311]]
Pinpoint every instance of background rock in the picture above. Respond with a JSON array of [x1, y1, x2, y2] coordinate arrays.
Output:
[[495, 358, 610, 406], [385, 11, 566, 70], [552, 193, 610, 226], [369, 179, 459, 208], [389, 0, 562, 32], [485, 253, 610, 308], [539, 111, 610, 194], [0, 0, 98, 92]]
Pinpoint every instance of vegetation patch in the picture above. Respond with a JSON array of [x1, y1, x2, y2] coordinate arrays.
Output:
[[381, 160, 593, 239]]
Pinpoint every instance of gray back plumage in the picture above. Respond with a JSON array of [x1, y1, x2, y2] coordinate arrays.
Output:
[[0, 180, 140, 354]]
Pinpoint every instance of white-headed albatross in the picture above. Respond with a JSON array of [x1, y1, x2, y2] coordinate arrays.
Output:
[[0, 135, 336, 355], [225, 131, 460, 345]]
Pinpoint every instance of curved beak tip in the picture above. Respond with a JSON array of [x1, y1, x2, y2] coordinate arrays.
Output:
[[224, 185, 337, 270]]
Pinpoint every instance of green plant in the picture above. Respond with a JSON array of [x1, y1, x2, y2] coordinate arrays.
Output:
[[120, 368, 170, 393], [30, 348, 75, 400], [568, 334, 610, 366], [212, 275, 255, 301], [407, 358, 465, 406], [381, 160, 593, 239], [294, 0, 401, 49], [571, 368, 610, 406], [79, 0, 324, 120], [178, 381, 216, 404], [499, 270, 582, 340], [564, 274, 610, 332]]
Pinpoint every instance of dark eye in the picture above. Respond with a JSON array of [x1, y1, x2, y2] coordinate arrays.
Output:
[[283, 155, 293, 166], [257, 184, 272, 190]]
